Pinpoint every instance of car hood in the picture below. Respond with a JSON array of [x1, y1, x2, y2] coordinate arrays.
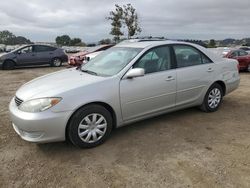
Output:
[[16, 68, 107, 101]]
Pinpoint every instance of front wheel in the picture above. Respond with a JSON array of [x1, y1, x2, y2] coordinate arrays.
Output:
[[67, 105, 113, 148], [3, 60, 15, 70], [200, 83, 223, 112], [51, 58, 62, 67]]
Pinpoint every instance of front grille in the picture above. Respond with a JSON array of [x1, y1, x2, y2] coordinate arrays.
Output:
[[15, 96, 23, 106]]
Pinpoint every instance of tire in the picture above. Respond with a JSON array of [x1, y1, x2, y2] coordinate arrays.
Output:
[[200, 83, 223, 112], [3, 60, 15, 70], [51, 58, 62, 67], [248, 64, 250, 72], [67, 104, 113, 148]]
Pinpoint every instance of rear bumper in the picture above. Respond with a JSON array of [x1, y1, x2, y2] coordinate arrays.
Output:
[[225, 77, 240, 95], [68, 58, 83, 66], [61, 55, 69, 62]]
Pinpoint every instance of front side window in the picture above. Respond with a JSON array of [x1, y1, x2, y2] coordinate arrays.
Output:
[[20, 46, 32, 54], [173, 45, 212, 68], [81, 47, 142, 76], [133, 46, 171, 74], [231, 51, 238, 57]]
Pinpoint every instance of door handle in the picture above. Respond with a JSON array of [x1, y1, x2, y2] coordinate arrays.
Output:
[[165, 76, 175, 81], [207, 68, 214, 72], [31, 54, 35, 56]]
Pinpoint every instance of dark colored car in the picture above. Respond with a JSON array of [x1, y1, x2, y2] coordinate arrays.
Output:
[[68, 44, 114, 67], [239, 47, 250, 52], [224, 49, 250, 71], [0, 44, 68, 70]]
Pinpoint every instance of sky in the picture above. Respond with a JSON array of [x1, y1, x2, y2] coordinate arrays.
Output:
[[0, 0, 250, 43]]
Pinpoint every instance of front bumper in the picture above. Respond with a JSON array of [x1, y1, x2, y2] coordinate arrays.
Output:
[[9, 98, 73, 143]]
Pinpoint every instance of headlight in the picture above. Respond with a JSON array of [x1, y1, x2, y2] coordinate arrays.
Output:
[[18, 97, 62, 113]]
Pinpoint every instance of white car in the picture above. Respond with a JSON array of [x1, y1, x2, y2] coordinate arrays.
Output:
[[9, 40, 240, 148], [83, 51, 103, 63]]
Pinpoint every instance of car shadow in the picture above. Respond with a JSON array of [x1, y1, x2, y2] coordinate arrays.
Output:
[[14, 64, 67, 70], [37, 107, 202, 153]]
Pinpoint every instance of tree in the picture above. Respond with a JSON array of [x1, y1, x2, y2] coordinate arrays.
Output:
[[55, 35, 71, 46], [98, 38, 112, 45], [70, 38, 82, 46], [0, 30, 31, 45], [107, 4, 124, 43], [122, 4, 141, 39], [14, 36, 32, 44], [0, 30, 15, 44], [107, 4, 142, 42], [208, 39, 216, 48]]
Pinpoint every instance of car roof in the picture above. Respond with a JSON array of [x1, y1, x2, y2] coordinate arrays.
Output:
[[116, 40, 197, 49]]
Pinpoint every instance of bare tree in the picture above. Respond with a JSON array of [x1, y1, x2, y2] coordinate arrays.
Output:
[[107, 4, 142, 42], [122, 4, 141, 39], [107, 5, 124, 43]]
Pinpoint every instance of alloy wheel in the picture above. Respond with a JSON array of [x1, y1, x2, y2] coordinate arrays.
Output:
[[53, 59, 61, 67]]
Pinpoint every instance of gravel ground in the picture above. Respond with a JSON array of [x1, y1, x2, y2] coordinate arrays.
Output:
[[0, 66, 250, 188]]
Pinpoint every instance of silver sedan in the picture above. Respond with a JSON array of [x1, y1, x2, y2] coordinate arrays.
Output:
[[9, 40, 240, 148]]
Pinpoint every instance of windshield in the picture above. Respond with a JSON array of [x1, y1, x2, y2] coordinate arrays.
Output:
[[81, 47, 142, 76], [12, 45, 29, 52]]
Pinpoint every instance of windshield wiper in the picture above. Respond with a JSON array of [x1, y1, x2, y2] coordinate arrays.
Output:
[[81, 69, 98, 76]]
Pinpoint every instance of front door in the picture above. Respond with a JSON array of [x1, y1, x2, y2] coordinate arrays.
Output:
[[16, 46, 36, 65], [120, 45, 177, 121]]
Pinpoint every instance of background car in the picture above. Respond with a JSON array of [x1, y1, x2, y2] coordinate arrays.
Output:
[[82, 51, 103, 64], [224, 49, 250, 71], [68, 44, 114, 67], [0, 44, 68, 70], [239, 46, 250, 54]]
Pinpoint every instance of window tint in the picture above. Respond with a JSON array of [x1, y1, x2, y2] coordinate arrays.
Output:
[[239, 50, 248, 56], [133, 46, 171, 74], [173, 45, 212, 68], [33, 45, 56, 52], [20, 46, 32, 54], [231, 52, 238, 57]]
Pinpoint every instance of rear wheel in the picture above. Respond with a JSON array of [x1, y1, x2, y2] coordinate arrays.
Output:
[[200, 83, 223, 112], [3, 60, 15, 70], [67, 104, 113, 148], [51, 58, 62, 67]]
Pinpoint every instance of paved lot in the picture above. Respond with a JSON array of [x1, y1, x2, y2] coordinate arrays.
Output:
[[0, 66, 250, 188]]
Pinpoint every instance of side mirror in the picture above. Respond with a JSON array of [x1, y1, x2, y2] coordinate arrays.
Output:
[[86, 56, 90, 61], [125, 68, 145, 79], [17, 51, 21, 55]]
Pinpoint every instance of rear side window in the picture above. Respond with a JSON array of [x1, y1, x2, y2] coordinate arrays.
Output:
[[133, 46, 172, 74], [33, 45, 56, 52], [239, 50, 248, 56], [173, 45, 212, 68]]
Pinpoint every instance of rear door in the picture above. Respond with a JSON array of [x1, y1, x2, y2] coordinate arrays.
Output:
[[173, 44, 215, 107], [33, 45, 56, 64], [120, 45, 177, 121]]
